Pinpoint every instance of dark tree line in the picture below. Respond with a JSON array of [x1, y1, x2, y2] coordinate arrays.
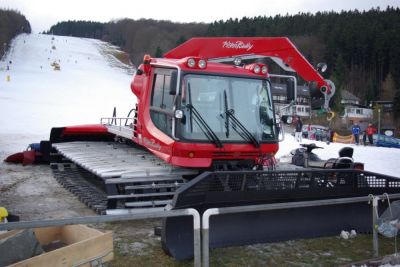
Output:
[[47, 21, 105, 39], [0, 9, 31, 58], [47, 19, 207, 67], [46, 7, 400, 118]]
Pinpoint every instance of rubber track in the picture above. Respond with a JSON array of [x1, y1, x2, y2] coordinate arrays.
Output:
[[51, 163, 108, 214]]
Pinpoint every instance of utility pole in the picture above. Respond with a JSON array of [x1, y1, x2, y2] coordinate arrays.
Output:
[[378, 108, 381, 143]]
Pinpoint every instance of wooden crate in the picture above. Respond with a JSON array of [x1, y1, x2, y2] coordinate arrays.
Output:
[[0, 224, 113, 267]]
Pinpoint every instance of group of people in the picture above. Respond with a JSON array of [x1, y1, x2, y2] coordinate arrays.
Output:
[[294, 116, 331, 143], [352, 123, 377, 145], [294, 116, 377, 146]]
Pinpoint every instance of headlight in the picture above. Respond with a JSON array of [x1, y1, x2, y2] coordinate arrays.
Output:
[[198, 59, 207, 69], [174, 110, 184, 119], [261, 65, 268, 74], [187, 58, 196, 68], [254, 65, 261, 74]]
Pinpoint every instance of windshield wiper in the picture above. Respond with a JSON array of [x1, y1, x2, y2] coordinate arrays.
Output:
[[222, 90, 230, 138], [186, 104, 223, 148], [225, 109, 260, 148], [186, 83, 222, 148]]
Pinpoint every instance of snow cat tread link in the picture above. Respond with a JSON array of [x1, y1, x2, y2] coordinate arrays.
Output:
[[51, 141, 196, 214]]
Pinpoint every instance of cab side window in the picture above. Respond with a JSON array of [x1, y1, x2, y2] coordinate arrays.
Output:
[[150, 68, 175, 136]]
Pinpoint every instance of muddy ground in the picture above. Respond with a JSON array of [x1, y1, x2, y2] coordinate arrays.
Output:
[[0, 150, 398, 266]]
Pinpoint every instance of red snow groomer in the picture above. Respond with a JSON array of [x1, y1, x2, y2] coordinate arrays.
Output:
[[40, 38, 400, 260]]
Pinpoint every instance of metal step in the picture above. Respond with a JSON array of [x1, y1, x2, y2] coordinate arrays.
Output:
[[105, 207, 166, 215], [125, 200, 172, 208], [125, 182, 183, 191], [105, 176, 186, 184], [107, 191, 176, 200]]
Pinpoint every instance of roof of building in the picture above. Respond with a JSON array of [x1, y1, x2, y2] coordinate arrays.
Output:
[[271, 83, 310, 97], [341, 90, 359, 102]]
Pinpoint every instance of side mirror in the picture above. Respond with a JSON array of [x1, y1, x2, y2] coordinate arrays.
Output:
[[286, 78, 295, 102], [174, 110, 183, 119], [169, 70, 178, 95]]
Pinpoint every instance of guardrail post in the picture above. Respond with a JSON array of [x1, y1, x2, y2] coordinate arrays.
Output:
[[371, 195, 380, 257], [187, 208, 201, 267], [202, 209, 219, 267]]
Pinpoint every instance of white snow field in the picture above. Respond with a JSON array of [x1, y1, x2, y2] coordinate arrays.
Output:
[[0, 33, 135, 157], [1, 33, 400, 178]]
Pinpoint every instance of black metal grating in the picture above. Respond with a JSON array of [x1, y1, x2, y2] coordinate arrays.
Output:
[[172, 169, 400, 209]]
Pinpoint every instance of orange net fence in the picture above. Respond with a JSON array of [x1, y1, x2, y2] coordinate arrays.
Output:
[[332, 133, 354, 144]]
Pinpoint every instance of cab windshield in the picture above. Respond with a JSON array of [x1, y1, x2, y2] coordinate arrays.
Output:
[[178, 74, 275, 143]]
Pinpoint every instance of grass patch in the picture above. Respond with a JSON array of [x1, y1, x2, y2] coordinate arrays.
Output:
[[108, 228, 399, 266], [110, 51, 131, 66]]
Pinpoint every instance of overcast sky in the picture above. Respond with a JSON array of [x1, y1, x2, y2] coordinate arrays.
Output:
[[1, 0, 399, 33]]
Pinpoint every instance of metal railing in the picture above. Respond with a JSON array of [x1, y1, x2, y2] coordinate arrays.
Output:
[[0, 208, 201, 267], [2, 193, 399, 267], [100, 117, 135, 139], [201, 193, 400, 267]]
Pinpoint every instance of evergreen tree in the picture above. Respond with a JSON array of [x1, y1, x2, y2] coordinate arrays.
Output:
[[154, 46, 163, 58]]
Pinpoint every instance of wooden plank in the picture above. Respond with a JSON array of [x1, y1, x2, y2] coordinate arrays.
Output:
[[60, 225, 102, 244], [8, 225, 113, 267], [34, 227, 61, 244]]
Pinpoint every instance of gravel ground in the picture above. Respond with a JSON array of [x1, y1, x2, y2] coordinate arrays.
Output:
[[0, 148, 398, 267]]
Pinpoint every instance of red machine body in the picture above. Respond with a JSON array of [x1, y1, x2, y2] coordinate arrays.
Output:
[[126, 37, 333, 169]]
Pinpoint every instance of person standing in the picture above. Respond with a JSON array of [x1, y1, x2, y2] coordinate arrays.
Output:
[[366, 123, 377, 145], [295, 116, 303, 142], [352, 123, 361, 145], [306, 123, 312, 139], [362, 130, 367, 145]]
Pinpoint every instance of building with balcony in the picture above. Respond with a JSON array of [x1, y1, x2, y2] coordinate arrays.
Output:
[[271, 83, 311, 122], [340, 90, 373, 125]]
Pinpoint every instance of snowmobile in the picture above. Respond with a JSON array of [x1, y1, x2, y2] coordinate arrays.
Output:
[[291, 143, 364, 169]]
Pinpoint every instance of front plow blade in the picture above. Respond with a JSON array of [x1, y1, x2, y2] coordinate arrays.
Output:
[[162, 169, 400, 260]]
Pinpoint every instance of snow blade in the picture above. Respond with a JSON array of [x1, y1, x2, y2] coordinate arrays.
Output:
[[4, 152, 24, 163], [4, 151, 37, 165], [162, 169, 400, 260]]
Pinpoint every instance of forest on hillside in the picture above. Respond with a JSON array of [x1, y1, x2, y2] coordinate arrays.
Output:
[[47, 7, 400, 120], [0, 9, 31, 58], [47, 19, 207, 67]]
